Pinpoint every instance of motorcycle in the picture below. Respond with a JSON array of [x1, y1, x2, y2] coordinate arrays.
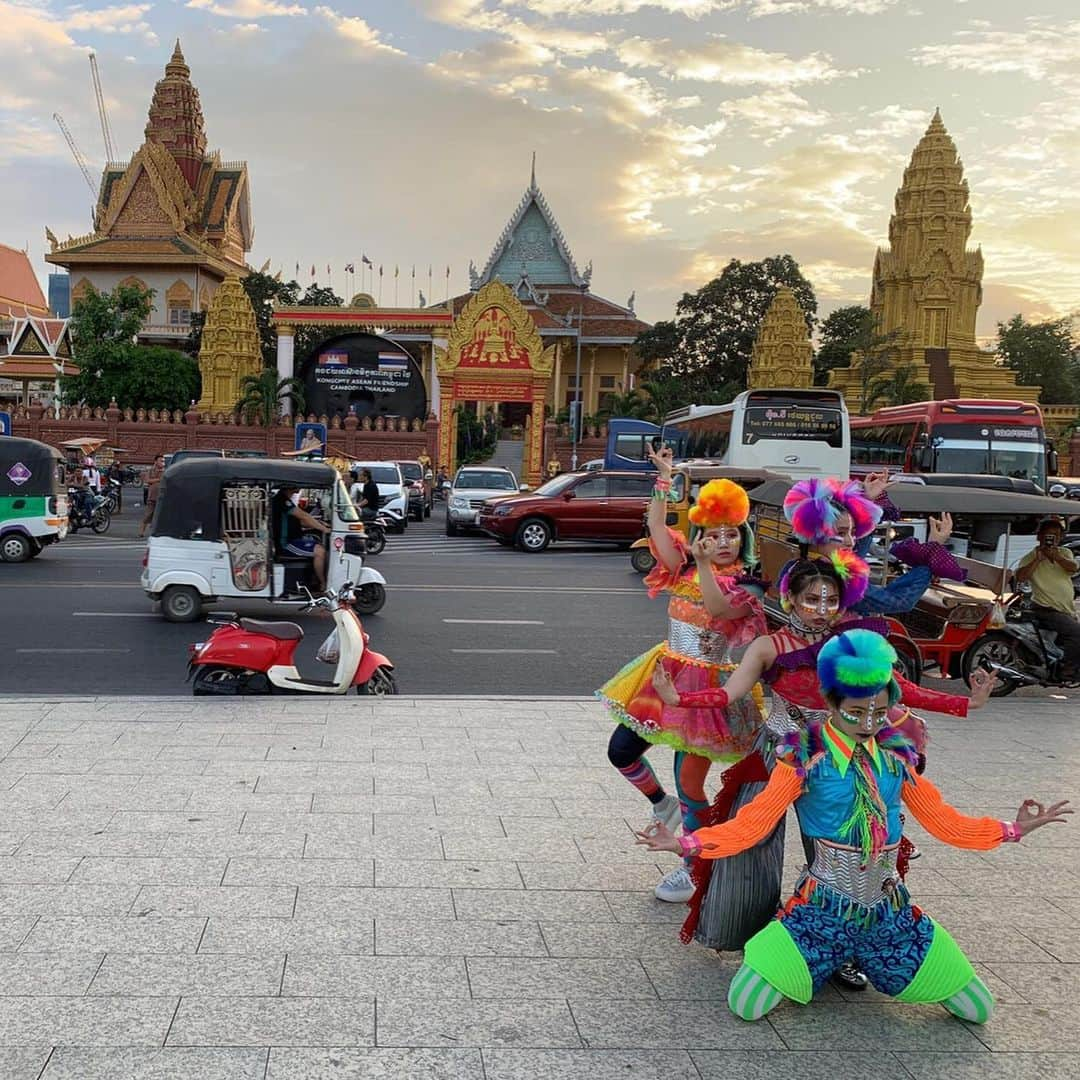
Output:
[[188, 581, 396, 696], [67, 488, 111, 534], [965, 582, 1079, 695], [359, 510, 392, 556], [101, 478, 123, 514]]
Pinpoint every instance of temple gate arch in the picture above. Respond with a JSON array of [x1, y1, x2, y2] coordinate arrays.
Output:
[[435, 280, 554, 485]]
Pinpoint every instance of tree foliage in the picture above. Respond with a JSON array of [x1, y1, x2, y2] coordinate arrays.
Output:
[[596, 388, 656, 421], [867, 363, 930, 409], [236, 370, 306, 427], [815, 304, 869, 386], [996, 314, 1080, 405], [634, 255, 817, 397], [65, 283, 200, 410]]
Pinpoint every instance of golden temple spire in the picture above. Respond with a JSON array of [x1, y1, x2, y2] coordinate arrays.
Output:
[[167, 39, 189, 77], [146, 40, 207, 189]]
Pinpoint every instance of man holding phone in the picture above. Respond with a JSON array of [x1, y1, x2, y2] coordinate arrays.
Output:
[[1016, 517, 1080, 678]]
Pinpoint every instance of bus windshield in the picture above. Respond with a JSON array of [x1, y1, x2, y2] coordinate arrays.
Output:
[[933, 441, 1046, 488]]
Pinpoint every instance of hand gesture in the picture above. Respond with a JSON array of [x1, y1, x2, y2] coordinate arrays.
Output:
[[647, 444, 674, 479], [928, 512, 953, 544], [967, 666, 999, 709], [1014, 798, 1073, 836], [651, 663, 681, 706], [691, 536, 715, 564], [863, 471, 890, 501], [634, 818, 682, 853]]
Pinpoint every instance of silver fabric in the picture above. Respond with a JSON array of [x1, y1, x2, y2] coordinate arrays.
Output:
[[809, 839, 899, 907], [667, 617, 736, 664], [765, 690, 827, 738]]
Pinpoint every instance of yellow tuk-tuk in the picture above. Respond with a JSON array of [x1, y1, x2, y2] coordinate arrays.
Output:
[[630, 462, 789, 574]]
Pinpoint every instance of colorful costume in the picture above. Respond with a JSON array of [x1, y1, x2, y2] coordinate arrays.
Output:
[[678, 631, 1004, 1023]]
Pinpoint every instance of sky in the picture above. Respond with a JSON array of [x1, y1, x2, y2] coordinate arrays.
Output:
[[3, 0, 1078, 339]]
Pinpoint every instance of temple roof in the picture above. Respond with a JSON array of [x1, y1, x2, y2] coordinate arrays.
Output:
[[0, 315, 75, 380], [145, 39, 208, 190], [0, 243, 49, 318], [477, 158, 587, 288]]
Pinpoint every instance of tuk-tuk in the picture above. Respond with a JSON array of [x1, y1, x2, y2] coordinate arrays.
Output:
[[748, 477, 1077, 686], [142, 457, 386, 622], [0, 436, 68, 562], [629, 462, 789, 574]]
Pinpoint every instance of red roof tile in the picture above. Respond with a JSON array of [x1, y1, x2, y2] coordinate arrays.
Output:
[[0, 244, 48, 316]]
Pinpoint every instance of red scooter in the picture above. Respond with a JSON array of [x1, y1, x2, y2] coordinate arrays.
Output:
[[188, 582, 396, 696]]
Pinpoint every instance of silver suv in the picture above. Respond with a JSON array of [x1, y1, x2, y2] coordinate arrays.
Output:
[[446, 466, 520, 536]]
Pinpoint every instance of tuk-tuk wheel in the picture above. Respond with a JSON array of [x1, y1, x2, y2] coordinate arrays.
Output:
[[354, 582, 386, 616], [0, 534, 34, 563], [630, 548, 656, 575], [161, 585, 202, 623]]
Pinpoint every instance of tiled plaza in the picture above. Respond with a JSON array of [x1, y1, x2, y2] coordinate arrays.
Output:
[[0, 693, 1075, 1079]]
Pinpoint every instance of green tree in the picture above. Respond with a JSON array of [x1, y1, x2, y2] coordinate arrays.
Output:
[[596, 388, 656, 420], [634, 255, 817, 391], [867, 363, 931, 408], [64, 283, 200, 409], [815, 304, 869, 386], [996, 314, 1080, 405], [237, 370, 306, 427]]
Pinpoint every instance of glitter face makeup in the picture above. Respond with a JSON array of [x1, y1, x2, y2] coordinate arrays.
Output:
[[796, 583, 840, 619]]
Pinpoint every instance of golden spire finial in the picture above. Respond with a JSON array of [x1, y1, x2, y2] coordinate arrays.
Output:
[[927, 107, 945, 134], [166, 39, 189, 77]]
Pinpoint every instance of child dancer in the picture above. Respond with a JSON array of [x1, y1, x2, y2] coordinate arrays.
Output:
[[599, 448, 765, 903], [637, 628, 1071, 1023]]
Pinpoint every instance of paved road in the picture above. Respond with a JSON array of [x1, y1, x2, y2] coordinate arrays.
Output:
[[0, 499, 662, 696]]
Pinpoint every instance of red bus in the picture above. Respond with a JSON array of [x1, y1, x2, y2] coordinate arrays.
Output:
[[850, 399, 1057, 490]]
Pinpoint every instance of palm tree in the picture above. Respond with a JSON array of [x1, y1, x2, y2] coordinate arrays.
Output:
[[597, 387, 656, 421], [867, 363, 931, 408], [851, 311, 902, 413], [236, 370, 306, 426]]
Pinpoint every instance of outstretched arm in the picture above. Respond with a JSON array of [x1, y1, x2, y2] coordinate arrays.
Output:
[[903, 773, 1072, 849], [895, 666, 996, 717], [653, 634, 776, 708], [636, 762, 802, 858]]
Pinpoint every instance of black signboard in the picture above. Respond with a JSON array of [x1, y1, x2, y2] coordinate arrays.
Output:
[[742, 405, 844, 447], [933, 422, 1044, 443], [300, 331, 427, 420]]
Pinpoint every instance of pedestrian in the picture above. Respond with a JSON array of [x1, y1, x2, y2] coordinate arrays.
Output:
[[597, 445, 766, 903], [650, 555, 996, 968], [637, 628, 1071, 1025], [138, 454, 165, 539], [1015, 517, 1080, 679], [83, 457, 101, 494]]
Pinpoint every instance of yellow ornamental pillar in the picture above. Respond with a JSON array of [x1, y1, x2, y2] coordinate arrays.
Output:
[[198, 275, 262, 414]]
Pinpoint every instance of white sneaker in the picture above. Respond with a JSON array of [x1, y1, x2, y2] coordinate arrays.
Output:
[[651, 793, 682, 834], [655, 865, 694, 903]]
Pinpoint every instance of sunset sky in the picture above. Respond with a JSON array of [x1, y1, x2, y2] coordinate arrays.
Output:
[[4, 1, 1077, 338]]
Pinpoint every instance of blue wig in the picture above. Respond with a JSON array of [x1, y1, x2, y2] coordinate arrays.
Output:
[[817, 629, 901, 705]]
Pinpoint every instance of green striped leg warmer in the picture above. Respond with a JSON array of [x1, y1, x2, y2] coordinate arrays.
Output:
[[942, 976, 994, 1024], [728, 963, 784, 1021]]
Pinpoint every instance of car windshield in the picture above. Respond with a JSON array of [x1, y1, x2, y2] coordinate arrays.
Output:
[[364, 465, 400, 485], [454, 470, 516, 490], [532, 474, 578, 496], [399, 463, 422, 480]]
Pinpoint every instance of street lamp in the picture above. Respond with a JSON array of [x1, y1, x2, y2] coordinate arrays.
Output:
[[570, 283, 585, 470]]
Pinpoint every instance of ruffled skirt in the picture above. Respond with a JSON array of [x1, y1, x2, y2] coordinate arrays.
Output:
[[596, 642, 762, 762]]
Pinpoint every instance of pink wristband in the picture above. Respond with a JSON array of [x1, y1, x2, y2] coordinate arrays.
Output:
[[1001, 821, 1021, 843], [678, 834, 701, 858]]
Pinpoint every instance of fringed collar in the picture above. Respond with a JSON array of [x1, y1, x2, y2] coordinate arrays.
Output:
[[777, 718, 919, 780]]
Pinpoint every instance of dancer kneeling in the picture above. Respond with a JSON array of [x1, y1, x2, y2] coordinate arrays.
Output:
[[636, 628, 1071, 1022]]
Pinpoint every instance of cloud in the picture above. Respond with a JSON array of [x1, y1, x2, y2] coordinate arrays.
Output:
[[315, 7, 406, 54], [617, 34, 850, 85], [717, 88, 830, 143], [64, 4, 153, 30], [186, 0, 306, 16]]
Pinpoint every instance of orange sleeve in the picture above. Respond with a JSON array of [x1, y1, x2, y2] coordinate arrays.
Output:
[[901, 772, 1005, 850], [682, 763, 802, 860]]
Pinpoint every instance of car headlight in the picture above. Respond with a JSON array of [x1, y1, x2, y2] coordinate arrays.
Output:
[[493, 504, 514, 516], [451, 496, 468, 508]]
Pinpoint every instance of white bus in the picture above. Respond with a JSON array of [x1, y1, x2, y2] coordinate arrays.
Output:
[[664, 389, 850, 479]]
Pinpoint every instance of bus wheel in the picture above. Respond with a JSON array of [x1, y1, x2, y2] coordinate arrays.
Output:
[[0, 533, 33, 563]]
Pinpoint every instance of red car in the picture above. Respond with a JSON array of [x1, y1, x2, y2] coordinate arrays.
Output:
[[477, 470, 654, 552]]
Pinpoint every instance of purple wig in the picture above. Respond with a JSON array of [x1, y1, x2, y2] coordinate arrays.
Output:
[[783, 479, 840, 545], [827, 480, 883, 540]]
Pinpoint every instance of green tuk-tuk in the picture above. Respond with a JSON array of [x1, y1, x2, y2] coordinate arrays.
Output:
[[0, 437, 68, 562]]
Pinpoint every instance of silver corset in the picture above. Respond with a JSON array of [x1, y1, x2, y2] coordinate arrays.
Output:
[[668, 617, 733, 664], [764, 690, 827, 738], [808, 838, 900, 907]]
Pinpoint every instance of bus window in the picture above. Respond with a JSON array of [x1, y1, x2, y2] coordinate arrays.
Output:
[[613, 434, 650, 462]]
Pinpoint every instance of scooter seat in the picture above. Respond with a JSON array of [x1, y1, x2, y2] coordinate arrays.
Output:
[[239, 618, 304, 641]]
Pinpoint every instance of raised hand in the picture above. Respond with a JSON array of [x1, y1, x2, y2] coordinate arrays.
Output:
[[647, 444, 674, 479], [967, 666, 999, 709], [863, 470, 890, 501], [929, 512, 953, 544], [691, 536, 715, 563], [651, 663, 680, 706], [1014, 798, 1073, 836], [634, 818, 682, 853]]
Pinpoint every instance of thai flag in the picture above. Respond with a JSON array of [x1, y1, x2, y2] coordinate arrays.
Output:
[[377, 351, 409, 372], [318, 352, 349, 366]]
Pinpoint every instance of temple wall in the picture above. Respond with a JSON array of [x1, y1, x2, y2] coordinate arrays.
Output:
[[69, 266, 222, 326]]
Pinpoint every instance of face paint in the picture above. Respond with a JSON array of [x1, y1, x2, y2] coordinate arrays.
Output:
[[705, 526, 742, 564], [796, 583, 840, 618], [833, 512, 855, 551], [831, 690, 891, 741]]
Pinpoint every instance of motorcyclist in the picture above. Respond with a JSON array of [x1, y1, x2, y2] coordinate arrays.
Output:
[[1015, 517, 1080, 679]]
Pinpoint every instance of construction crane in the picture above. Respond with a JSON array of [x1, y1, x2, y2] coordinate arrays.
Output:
[[54, 113, 96, 197], [89, 53, 116, 163]]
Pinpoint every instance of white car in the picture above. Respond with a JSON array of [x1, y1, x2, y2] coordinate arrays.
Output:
[[447, 466, 522, 536], [351, 461, 409, 533]]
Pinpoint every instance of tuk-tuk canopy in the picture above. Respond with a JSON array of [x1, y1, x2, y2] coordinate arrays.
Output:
[[748, 478, 1074, 520], [0, 437, 63, 498], [153, 457, 339, 542]]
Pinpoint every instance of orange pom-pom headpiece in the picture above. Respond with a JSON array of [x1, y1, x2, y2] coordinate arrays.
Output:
[[688, 479, 750, 530]]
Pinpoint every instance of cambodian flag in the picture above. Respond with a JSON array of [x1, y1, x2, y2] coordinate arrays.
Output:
[[318, 352, 349, 366]]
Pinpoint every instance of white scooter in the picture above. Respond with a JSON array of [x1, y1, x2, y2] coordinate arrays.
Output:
[[188, 583, 397, 696]]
